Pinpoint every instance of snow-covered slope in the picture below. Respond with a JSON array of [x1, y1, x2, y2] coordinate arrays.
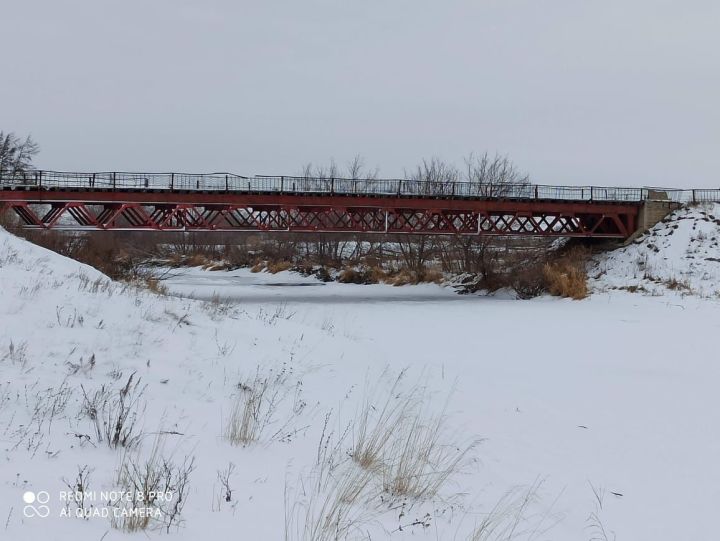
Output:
[[592, 203, 720, 296], [2, 225, 720, 540]]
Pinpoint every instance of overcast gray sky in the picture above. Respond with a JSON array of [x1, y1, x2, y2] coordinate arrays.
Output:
[[2, 0, 718, 187]]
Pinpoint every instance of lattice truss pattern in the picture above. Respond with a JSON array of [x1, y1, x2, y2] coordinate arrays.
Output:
[[1, 202, 634, 237]]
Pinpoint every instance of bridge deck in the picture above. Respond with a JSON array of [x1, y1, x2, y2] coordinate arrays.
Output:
[[0, 171, 648, 237]]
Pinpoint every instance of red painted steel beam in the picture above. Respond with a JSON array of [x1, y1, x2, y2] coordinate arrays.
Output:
[[0, 188, 640, 213], [0, 190, 641, 237]]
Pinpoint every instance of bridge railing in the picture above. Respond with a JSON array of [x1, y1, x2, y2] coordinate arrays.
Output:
[[647, 188, 720, 204], [1, 170, 717, 203]]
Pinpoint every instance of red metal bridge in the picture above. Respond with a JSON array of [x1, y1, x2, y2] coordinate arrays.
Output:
[[0, 171, 649, 238]]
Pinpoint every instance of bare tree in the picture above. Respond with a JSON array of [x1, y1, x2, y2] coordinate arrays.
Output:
[[464, 152, 530, 197], [346, 154, 378, 180], [0, 131, 39, 178], [391, 157, 461, 280], [405, 157, 459, 196]]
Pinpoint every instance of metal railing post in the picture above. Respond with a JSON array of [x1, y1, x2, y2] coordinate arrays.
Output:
[[590, 186, 594, 201], [692, 189, 696, 204], [38, 171, 42, 189], [280, 176, 284, 194], [112, 172, 116, 190], [225, 175, 229, 192], [170, 173, 174, 191]]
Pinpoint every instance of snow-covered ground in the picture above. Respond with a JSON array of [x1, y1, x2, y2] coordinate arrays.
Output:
[[1, 213, 720, 540], [593, 202, 720, 297]]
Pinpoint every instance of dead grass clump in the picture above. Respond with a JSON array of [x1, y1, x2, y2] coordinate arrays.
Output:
[[224, 366, 305, 446], [381, 410, 476, 500], [337, 267, 378, 284], [385, 268, 444, 286], [351, 374, 411, 471], [542, 247, 589, 300], [267, 260, 293, 274], [286, 417, 376, 541], [145, 277, 168, 295], [111, 436, 195, 533], [421, 268, 444, 284], [386, 269, 419, 286], [466, 479, 556, 541], [664, 277, 691, 291], [368, 265, 389, 283], [250, 260, 266, 273], [543, 264, 588, 299], [351, 373, 478, 501], [81, 373, 146, 449], [185, 253, 210, 267]]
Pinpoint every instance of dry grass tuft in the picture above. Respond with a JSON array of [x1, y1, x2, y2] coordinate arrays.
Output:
[[145, 277, 168, 295], [466, 479, 558, 541], [542, 247, 589, 300], [381, 410, 476, 500], [267, 260, 294, 274], [337, 267, 378, 284], [664, 276, 691, 291], [250, 260, 266, 273], [185, 253, 210, 267], [385, 269, 419, 286], [352, 372, 478, 500], [111, 435, 195, 533], [225, 366, 305, 446]]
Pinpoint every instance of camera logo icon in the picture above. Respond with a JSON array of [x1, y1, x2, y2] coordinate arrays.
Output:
[[23, 491, 50, 518]]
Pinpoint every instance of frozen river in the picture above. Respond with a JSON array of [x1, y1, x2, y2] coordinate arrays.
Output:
[[157, 265, 720, 540]]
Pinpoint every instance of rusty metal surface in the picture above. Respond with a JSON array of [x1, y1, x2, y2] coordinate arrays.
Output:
[[0, 170, 652, 237]]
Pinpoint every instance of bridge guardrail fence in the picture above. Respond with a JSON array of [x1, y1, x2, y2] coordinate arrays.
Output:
[[1, 170, 718, 204]]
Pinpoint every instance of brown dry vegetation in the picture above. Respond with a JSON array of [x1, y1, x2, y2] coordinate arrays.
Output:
[[2, 208, 595, 299], [541, 246, 590, 299]]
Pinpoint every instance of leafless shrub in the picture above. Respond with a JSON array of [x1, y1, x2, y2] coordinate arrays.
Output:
[[62, 466, 94, 519], [213, 462, 237, 512], [10, 381, 74, 456], [111, 435, 195, 533], [256, 303, 296, 326], [2, 341, 29, 367], [214, 330, 236, 357], [463, 152, 530, 197], [81, 373, 146, 449]]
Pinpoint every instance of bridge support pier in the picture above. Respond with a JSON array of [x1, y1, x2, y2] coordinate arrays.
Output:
[[637, 192, 680, 232]]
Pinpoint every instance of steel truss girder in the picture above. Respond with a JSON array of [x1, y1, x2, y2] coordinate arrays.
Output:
[[1, 201, 634, 237]]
